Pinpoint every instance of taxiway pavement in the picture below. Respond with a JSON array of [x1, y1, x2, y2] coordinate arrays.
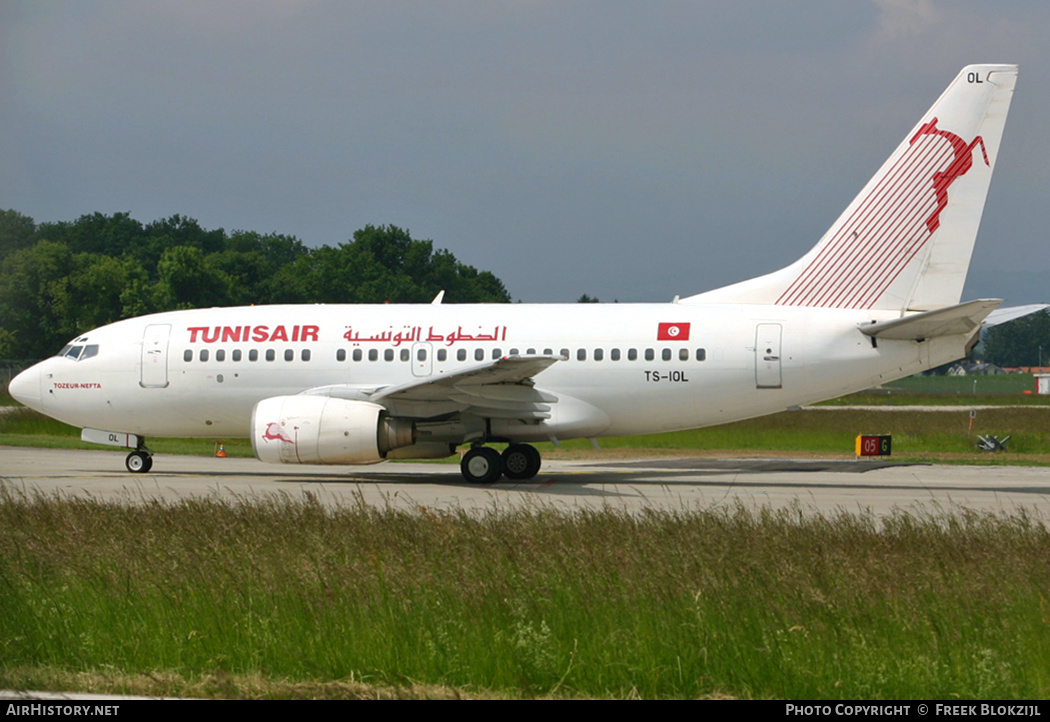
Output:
[[3, 446, 1049, 518]]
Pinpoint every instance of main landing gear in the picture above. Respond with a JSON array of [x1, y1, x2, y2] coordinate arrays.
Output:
[[125, 449, 153, 473], [460, 443, 542, 484]]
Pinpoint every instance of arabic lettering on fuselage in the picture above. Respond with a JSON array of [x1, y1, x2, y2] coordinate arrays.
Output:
[[343, 325, 508, 346]]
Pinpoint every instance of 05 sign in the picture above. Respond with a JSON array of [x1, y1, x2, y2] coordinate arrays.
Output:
[[855, 434, 892, 457]]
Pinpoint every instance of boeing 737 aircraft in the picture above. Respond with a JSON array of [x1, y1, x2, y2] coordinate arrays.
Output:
[[9, 65, 1019, 483]]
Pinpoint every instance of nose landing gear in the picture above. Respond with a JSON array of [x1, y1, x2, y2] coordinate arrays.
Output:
[[125, 449, 153, 473]]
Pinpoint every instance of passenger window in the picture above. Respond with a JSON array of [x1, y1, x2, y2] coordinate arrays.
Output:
[[492, 348, 502, 360], [628, 348, 638, 361], [662, 349, 672, 361], [458, 349, 467, 362], [510, 348, 519, 356], [437, 349, 447, 362], [679, 348, 689, 361], [353, 349, 363, 361], [368, 349, 378, 361], [199, 349, 209, 362], [577, 349, 586, 361], [249, 349, 259, 362], [216, 349, 226, 362], [384, 349, 394, 361], [417, 348, 427, 361], [232, 349, 242, 362], [644, 348, 654, 361], [265, 349, 275, 361], [561, 348, 569, 359], [527, 348, 536, 355], [544, 348, 553, 356], [301, 349, 311, 362], [594, 348, 603, 361], [337, 349, 347, 361], [184, 349, 192, 362], [400, 348, 410, 362], [696, 348, 706, 361], [284, 349, 294, 361], [475, 348, 484, 361]]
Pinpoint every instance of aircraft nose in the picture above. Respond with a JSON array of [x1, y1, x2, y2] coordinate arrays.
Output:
[[8, 365, 43, 412]]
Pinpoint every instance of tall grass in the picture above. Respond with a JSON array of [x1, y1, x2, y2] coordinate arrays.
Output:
[[2, 487, 1048, 699]]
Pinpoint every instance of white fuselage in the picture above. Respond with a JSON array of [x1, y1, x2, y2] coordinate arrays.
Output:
[[12, 302, 967, 443]]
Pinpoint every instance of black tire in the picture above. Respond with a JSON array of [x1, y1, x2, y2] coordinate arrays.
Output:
[[502, 443, 542, 480], [461, 446, 503, 484], [125, 451, 152, 473]]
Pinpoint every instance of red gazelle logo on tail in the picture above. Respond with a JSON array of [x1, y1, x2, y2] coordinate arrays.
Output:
[[910, 117, 988, 232]]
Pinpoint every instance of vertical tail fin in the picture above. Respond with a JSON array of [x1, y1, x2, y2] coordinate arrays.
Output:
[[684, 64, 1017, 311]]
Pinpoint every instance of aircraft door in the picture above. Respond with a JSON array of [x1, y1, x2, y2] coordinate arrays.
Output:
[[411, 342, 433, 377], [755, 323, 783, 389], [140, 324, 171, 388]]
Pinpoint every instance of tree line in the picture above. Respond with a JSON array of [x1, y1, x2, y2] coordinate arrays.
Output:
[[0, 209, 510, 359]]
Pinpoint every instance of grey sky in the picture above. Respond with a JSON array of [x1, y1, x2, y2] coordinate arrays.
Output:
[[2, 1, 1048, 303]]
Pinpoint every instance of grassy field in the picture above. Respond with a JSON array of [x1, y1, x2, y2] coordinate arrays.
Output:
[[2, 488, 1048, 699]]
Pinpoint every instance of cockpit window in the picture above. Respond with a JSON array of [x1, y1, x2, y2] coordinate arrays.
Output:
[[56, 344, 99, 361]]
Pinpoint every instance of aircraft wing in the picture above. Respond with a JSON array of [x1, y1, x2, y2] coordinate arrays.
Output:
[[305, 355, 562, 420]]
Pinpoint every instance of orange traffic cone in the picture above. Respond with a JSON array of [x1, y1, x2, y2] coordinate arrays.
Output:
[[216, 444, 227, 458]]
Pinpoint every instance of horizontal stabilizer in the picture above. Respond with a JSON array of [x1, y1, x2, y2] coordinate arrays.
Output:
[[858, 299, 1002, 340]]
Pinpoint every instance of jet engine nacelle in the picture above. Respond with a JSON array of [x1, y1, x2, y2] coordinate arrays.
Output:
[[251, 395, 414, 465]]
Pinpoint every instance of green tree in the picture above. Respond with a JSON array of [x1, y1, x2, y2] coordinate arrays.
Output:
[[65, 254, 152, 331], [0, 209, 37, 264], [36, 212, 145, 259], [154, 246, 235, 310], [218, 230, 308, 303], [269, 225, 511, 305], [0, 241, 77, 358]]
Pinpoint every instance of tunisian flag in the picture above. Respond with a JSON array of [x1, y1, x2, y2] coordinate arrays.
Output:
[[657, 322, 690, 341]]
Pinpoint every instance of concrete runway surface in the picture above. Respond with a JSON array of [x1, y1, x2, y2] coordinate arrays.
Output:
[[3, 446, 1050, 518]]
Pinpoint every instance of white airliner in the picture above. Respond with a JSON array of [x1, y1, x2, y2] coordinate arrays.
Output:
[[9, 64, 1018, 483]]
